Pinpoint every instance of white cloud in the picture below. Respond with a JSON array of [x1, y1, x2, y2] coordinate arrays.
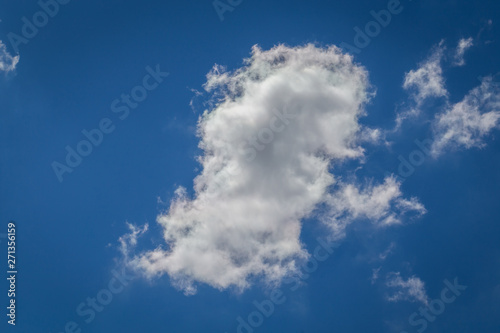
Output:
[[431, 76, 500, 156], [124, 44, 424, 294], [403, 42, 448, 106], [118, 223, 149, 258], [371, 267, 381, 284], [396, 38, 500, 155], [0, 41, 19, 73], [453, 37, 473, 67], [379, 242, 396, 261], [322, 177, 426, 239], [386, 272, 429, 305], [394, 42, 448, 129]]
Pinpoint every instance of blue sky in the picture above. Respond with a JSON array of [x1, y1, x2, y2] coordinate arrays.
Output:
[[1, 0, 500, 332]]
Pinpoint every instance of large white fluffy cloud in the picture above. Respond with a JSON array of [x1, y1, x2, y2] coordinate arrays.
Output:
[[0, 41, 19, 73], [124, 44, 424, 294]]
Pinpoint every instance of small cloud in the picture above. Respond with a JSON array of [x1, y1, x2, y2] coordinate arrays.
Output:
[[188, 88, 205, 113], [379, 242, 396, 261], [477, 19, 494, 43], [118, 223, 149, 258], [386, 272, 429, 305], [395, 36, 500, 156], [453, 37, 474, 66], [403, 41, 448, 107], [0, 41, 19, 73], [371, 267, 381, 284], [395, 41, 448, 129], [431, 76, 500, 156], [322, 176, 426, 239]]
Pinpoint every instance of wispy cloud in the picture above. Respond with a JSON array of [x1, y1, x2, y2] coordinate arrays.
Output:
[[379, 242, 396, 261], [453, 37, 474, 66], [403, 41, 448, 107], [322, 177, 425, 239], [371, 267, 381, 284], [395, 42, 448, 128], [118, 223, 149, 259], [122, 44, 423, 294], [395, 38, 500, 156], [386, 272, 429, 305], [0, 41, 19, 73], [431, 76, 500, 156]]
